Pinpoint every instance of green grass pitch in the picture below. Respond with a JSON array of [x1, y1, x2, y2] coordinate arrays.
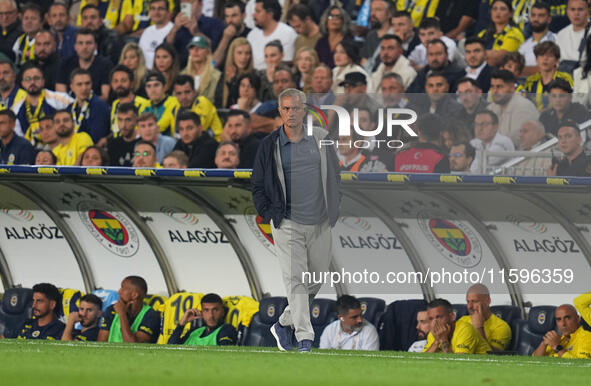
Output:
[[1, 340, 590, 386]]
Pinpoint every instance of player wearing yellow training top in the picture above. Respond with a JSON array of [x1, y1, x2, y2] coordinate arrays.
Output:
[[459, 284, 512, 351], [533, 304, 591, 359], [574, 291, 591, 327], [423, 298, 491, 354]]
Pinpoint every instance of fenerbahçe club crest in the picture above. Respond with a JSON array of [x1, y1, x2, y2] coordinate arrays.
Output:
[[77, 200, 139, 257]]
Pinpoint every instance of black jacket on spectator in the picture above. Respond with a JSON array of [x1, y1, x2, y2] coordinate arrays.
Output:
[[0, 21, 21, 62], [33, 54, 60, 91], [539, 102, 591, 136], [436, 0, 479, 34], [453, 98, 489, 135], [411, 94, 463, 117], [407, 63, 466, 94], [474, 64, 492, 93], [237, 132, 264, 168], [403, 32, 422, 58], [556, 152, 591, 177], [95, 25, 122, 66], [173, 134, 218, 168], [0, 134, 36, 165], [108, 137, 138, 167], [57, 55, 113, 96]]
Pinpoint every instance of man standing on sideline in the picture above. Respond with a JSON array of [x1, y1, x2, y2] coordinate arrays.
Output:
[[252, 88, 340, 352]]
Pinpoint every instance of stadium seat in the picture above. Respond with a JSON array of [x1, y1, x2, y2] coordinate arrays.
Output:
[[309, 298, 337, 348], [510, 319, 527, 352], [490, 304, 522, 349], [378, 299, 427, 351], [223, 296, 259, 345], [452, 304, 468, 320], [0, 287, 33, 338], [58, 288, 84, 321], [145, 294, 168, 313], [515, 306, 556, 356], [490, 305, 522, 327], [158, 292, 203, 344], [242, 297, 288, 347], [92, 289, 119, 312], [358, 297, 386, 327]]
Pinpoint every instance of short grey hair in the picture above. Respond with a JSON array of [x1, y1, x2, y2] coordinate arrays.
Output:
[[278, 88, 306, 107], [523, 120, 545, 135], [380, 72, 404, 88]]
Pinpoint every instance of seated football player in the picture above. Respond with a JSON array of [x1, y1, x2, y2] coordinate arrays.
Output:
[[14, 283, 65, 340], [533, 304, 591, 359], [423, 298, 491, 354], [97, 276, 161, 343], [168, 293, 237, 346], [457, 284, 511, 351], [62, 294, 103, 342]]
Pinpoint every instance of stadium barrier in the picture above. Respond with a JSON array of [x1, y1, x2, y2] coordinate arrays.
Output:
[[1, 166, 590, 315]]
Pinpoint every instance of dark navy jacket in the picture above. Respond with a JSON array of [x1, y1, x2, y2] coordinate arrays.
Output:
[[251, 125, 341, 229]]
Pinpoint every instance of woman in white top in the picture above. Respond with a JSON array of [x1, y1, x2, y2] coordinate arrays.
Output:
[[573, 38, 591, 108], [332, 40, 370, 94]]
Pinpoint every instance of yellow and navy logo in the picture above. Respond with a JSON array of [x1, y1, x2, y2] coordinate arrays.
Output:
[[10, 295, 18, 307], [312, 305, 320, 319], [429, 219, 472, 257], [76, 196, 140, 258], [267, 305, 275, 318], [256, 215, 274, 245], [417, 208, 483, 268], [538, 311, 546, 325], [89, 210, 130, 247]]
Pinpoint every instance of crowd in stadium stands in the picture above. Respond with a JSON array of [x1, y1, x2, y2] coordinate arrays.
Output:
[[4, 1, 591, 175], [2, 278, 590, 358]]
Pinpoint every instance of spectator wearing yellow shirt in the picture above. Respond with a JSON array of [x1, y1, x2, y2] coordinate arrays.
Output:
[[519, 41, 574, 110], [423, 298, 491, 354], [52, 110, 94, 166], [143, 71, 180, 137], [574, 291, 591, 327], [459, 284, 512, 351], [478, 0, 525, 67], [533, 304, 591, 359], [172, 74, 223, 141]]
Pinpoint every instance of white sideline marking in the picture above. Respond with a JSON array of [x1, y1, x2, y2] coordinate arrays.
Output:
[[1, 341, 590, 368]]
